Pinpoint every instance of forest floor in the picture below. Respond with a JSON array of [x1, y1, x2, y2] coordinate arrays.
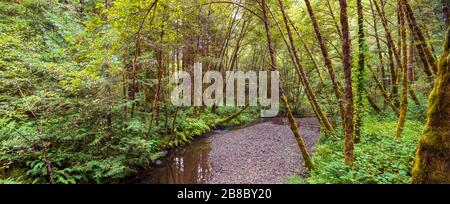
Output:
[[207, 117, 320, 184]]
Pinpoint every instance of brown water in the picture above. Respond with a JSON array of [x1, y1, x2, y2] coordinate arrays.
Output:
[[134, 134, 214, 184], [133, 120, 266, 184]]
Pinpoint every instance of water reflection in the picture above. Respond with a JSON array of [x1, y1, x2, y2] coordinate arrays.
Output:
[[134, 117, 314, 184], [135, 118, 288, 184], [136, 136, 212, 184]]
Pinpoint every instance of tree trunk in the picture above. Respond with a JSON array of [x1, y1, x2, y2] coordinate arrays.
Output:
[[79, 0, 84, 14], [354, 0, 366, 143], [215, 105, 249, 125], [408, 39, 421, 106], [443, 0, 450, 27], [368, 65, 401, 115], [277, 0, 335, 134], [369, 0, 387, 108], [43, 142, 55, 184], [396, 3, 409, 139], [365, 88, 382, 113], [304, 0, 346, 127], [374, 0, 402, 108], [326, 0, 343, 40], [401, 0, 438, 75], [416, 43, 434, 78], [261, 0, 314, 171], [150, 26, 166, 129], [412, 29, 450, 184], [339, 0, 355, 166], [288, 18, 326, 86]]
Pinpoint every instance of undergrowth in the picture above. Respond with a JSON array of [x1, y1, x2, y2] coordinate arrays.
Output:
[[288, 110, 424, 184]]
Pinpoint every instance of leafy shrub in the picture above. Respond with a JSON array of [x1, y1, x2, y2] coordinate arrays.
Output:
[[289, 114, 423, 184]]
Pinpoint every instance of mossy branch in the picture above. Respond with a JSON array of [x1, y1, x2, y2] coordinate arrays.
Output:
[[215, 104, 250, 125]]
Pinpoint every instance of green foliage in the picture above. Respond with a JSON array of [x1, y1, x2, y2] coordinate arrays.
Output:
[[165, 107, 259, 148], [407, 94, 428, 122], [0, 178, 22, 184], [0, 0, 441, 185], [0, 0, 166, 184], [289, 114, 423, 184]]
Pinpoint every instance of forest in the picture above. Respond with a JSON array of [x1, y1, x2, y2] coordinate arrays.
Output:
[[0, 0, 448, 184]]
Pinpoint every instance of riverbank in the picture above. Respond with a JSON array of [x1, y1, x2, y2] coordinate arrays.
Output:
[[131, 117, 321, 184]]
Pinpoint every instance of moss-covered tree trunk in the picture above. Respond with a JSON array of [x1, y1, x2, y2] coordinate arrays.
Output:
[[304, 0, 346, 127], [261, 0, 314, 171], [215, 105, 249, 125], [396, 3, 409, 139], [277, 0, 335, 134], [408, 39, 421, 106], [412, 29, 450, 184], [354, 0, 366, 143], [402, 0, 438, 75], [287, 17, 326, 86], [339, 0, 355, 166], [416, 43, 434, 78]]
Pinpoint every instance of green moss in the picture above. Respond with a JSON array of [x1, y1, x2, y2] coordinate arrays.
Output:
[[412, 28, 450, 184], [281, 95, 314, 171]]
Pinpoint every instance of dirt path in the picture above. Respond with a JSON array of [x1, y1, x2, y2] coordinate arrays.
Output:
[[207, 117, 320, 184]]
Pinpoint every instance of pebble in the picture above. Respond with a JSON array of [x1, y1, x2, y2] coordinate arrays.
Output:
[[206, 117, 321, 184]]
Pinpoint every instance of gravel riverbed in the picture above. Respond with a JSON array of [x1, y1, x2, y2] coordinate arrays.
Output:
[[132, 117, 321, 184], [206, 117, 320, 184]]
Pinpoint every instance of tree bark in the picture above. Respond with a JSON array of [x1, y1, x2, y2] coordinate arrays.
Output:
[[354, 0, 366, 143], [43, 142, 55, 184], [150, 28, 165, 128], [79, 0, 84, 14], [277, 0, 335, 134], [339, 0, 355, 166], [261, 0, 314, 171], [396, 3, 409, 139], [408, 39, 421, 106], [401, 0, 438, 75], [412, 29, 450, 184], [304, 0, 346, 127]]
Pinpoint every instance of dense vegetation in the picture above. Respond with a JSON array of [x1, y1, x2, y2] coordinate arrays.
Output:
[[0, 0, 259, 184], [289, 110, 425, 184], [0, 0, 448, 184]]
